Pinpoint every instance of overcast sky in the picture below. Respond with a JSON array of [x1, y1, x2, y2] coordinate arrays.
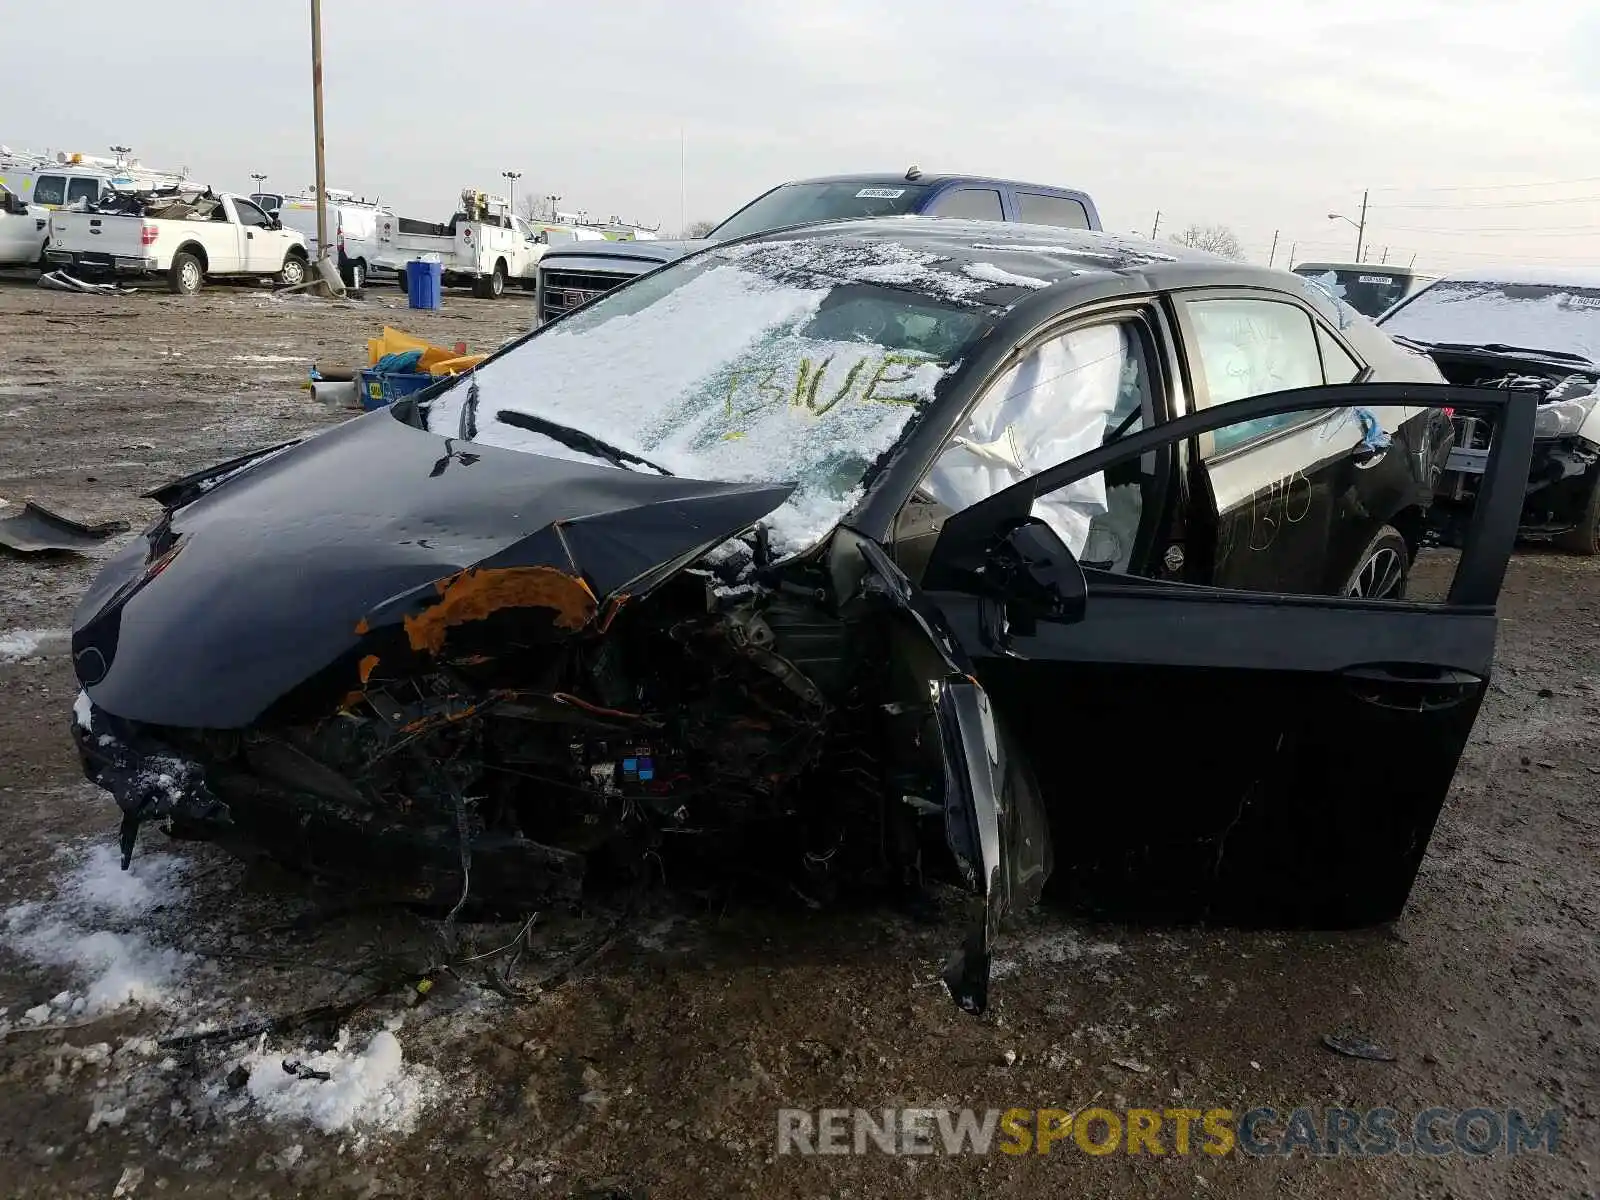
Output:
[[6, 0, 1599, 273]]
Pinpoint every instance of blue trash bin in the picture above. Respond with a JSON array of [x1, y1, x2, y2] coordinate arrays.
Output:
[[406, 259, 442, 310]]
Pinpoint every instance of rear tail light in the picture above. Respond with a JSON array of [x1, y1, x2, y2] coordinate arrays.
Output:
[[140, 223, 159, 246]]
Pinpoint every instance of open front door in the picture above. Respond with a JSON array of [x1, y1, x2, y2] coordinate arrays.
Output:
[[917, 382, 1535, 927]]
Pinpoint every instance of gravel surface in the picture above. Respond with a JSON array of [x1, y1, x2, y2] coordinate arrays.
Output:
[[0, 280, 1595, 1198]]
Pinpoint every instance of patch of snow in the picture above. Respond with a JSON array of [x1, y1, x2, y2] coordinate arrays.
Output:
[[73, 690, 93, 730], [0, 628, 65, 662], [232, 355, 304, 364], [965, 262, 1051, 289], [238, 1028, 439, 1137], [2, 844, 193, 1015]]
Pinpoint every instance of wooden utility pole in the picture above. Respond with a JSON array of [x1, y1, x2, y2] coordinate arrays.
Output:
[[1267, 230, 1279, 267], [310, 0, 330, 293], [1354, 189, 1368, 261], [1150, 211, 1161, 240], [1287, 241, 1297, 267]]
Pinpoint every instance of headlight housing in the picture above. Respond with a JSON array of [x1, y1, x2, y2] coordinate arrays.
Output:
[[1533, 392, 1599, 439]]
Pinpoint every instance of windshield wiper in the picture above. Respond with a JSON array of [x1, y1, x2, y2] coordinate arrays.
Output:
[[493, 409, 674, 476]]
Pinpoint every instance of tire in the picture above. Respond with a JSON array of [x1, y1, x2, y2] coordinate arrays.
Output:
[[474, 263, 506, 299], [278, 254, 308, 289], [1554, 476, 1600, 555], [168, 251, 203, 296], [343, 259, 367, 291], [1343, 525, 1410, 600]]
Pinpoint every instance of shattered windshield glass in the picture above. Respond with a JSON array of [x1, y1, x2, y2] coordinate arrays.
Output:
[[1381, 278, 1600, 365], [423, 237, 1003, 553], [709, 182, 930, 242]]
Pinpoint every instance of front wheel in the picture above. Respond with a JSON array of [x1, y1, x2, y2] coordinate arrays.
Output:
[[1554, 475, 1600, 555], [1344, 525, 1410, 600], [278, 254, 308, 288], [168, 252, 203, 296]]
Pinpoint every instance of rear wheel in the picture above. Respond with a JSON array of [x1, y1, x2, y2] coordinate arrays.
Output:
[[343, 258, 367, 291], [1554, 476, 1600, 555], [474, 263, 506, 299], [168, 252, 203, 296], [1344, 526, 1410, 600]]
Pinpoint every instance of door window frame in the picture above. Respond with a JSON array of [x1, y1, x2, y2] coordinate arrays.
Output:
[[923, 382, 1534, 611], [1015, 190, 1092, 230], [925, 186, 1007, 222], [898, 301, 1183, 578]]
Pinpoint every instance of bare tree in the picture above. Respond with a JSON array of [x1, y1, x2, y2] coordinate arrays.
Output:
[[517, 193, 548, 222], [1168, 223, 1247, 261], [680, 219, 717, 239]]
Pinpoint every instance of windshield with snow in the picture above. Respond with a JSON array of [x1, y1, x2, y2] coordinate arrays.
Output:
[[423, 237, 1011, 553], [1381, 278, 1600, 365], [709, 182, 930, 243]]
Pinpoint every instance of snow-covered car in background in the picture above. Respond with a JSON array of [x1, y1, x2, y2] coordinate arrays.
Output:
[[69, 222, 1534, 1013], [1380, 268, 1600, 553]]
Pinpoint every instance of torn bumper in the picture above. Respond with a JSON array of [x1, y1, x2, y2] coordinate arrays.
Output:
[[70, 693, 231, 867]]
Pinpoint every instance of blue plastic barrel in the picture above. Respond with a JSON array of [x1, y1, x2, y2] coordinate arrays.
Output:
[[406, 259, 442, 310]]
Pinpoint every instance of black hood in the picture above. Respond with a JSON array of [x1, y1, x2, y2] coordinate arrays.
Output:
[[72, 407, 792, 729]]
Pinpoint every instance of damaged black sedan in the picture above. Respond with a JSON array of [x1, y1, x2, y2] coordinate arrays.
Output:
[[70, 221, 1536, 1013]]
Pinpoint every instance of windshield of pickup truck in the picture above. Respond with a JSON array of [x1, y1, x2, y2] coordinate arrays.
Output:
[[1381, 277, 1600, 365], [423, 236, 1004, 553], [709, 182, 931, 242]]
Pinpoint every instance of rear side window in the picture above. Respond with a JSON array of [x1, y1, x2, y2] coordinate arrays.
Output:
[[1016, 192, 1090, 229], [66, 178, 101, 206], [927, 188, 1004, 221], [32, 175, 66, 206]]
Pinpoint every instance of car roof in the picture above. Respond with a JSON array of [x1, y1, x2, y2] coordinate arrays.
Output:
[[747, 217, 1296, 291], [792, 172, 1092, 196]]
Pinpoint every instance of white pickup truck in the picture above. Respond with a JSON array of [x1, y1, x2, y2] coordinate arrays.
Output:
[[0, 185, 48, 268], [46, 193, 310, 295], [374, 188, 546, 298]]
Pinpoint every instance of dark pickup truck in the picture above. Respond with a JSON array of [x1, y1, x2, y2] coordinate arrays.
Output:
[[534, 168, 1102, 324]]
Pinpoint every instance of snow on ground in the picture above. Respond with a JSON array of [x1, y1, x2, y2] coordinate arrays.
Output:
[[3, 843, 193, 1018], [229, 1025, 441, 1138], [0, 628, 66, 662], [0, 838, 444, 1140]]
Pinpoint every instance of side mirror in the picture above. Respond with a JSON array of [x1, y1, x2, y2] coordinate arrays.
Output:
[[269, 217, 283, 231], [977, 518, 1086, 646]]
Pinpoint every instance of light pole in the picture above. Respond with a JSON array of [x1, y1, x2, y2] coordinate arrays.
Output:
[[546, 194, 561, 222], [250, 172, 267, 197], [1327, 189, 1369, 261], [502, 170, 521, 217]]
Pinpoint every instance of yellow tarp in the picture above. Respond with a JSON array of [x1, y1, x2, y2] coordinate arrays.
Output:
[[366, 326, 468, 374], [427, 354, 488, 376]]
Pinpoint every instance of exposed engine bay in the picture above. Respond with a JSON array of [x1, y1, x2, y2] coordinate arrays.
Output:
[[75, 525, 960, 945], [1418, 348, 1600, 538]]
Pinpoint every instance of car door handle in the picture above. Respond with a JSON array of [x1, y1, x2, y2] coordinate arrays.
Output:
[[1342, 664, 1482, 712], [247, 232, 254, 239]]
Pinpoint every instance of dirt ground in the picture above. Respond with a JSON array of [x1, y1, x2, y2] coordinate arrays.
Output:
[[0, 278, 1595, 1199]]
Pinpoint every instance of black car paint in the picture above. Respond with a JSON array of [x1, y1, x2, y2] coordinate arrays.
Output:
[[67, 221, 1537, 1011], [72, 406, 796, 730]]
